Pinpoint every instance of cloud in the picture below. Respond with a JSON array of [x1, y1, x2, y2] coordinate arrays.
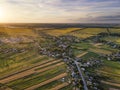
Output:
[[0, 0, 120, 23], [71, 15, 120, 23], [95, 15, 120, 21]]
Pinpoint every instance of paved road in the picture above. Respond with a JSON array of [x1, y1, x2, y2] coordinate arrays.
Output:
[[74, 61, 88, 90]]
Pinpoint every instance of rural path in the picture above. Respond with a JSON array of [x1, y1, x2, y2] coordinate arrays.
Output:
[[50, 82, 69, 90], [25, 73, 67, 90], [0, 59, 62, 84], [94, 43, 102, 47], [77, 52, 88, 58]]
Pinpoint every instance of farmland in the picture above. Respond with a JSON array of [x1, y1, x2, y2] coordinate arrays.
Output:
[[0, 24, 120, 90]]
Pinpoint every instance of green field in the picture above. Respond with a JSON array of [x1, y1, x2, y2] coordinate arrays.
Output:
[[101, 36, 120, 44], [0, 26, 120, 90]]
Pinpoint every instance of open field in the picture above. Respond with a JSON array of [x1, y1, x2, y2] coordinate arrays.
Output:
[[101, 36, 120, 44], [0, 27, 36, 36], [26, 73, 67, 90], [0, 26, 70, 90], [59, 84, 73, 90], [0, 51, 49, 77], [50, 82, 69, 90], [89, 48, 112, 55], [42, 28, 81, 36], [6, 64, 66, 90], [73, 28, 107, 34], [0, 25, 120, 90], [35, 78, 68, 90], [96, 60, 120, 89], [110, 28, 120, 33], [98, 60, 120, 83], [69, 28, 107, 38]]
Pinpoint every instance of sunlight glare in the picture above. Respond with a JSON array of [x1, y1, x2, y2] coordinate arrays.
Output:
[[0, 8, 4, 19]]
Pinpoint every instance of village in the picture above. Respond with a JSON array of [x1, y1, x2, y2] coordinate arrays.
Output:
[[0, 0, 120, 88], [0, 26, 120, 90], [39, 33, 114, 90]]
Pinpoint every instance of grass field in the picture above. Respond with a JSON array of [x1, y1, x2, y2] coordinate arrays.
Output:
[[0, 27, 70, 90], [99, 44, 119, 52], [35, 78, 64, 90], [89, 48, 112, 55], [0, 27, 37, 37], [81, 51, 99, 60], [0, 50, 47, 75], [0, 27, 120, 90], [97, 60, 120, 89], [101, 36, 120, 44], [43, 28, 81, 36], [69, 28, 107, 38], [6, 64, 66, 90], [110, 28, 120, 33], [75, 28, 107, 34]]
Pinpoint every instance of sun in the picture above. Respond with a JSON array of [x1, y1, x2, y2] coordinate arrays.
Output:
[[0, 8, 4, 19]]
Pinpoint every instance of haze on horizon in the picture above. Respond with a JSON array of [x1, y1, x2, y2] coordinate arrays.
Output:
[[0, 0, 120, 23]]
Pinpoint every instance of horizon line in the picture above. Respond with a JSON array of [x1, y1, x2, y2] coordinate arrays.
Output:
[[0, 22, 120, 24]]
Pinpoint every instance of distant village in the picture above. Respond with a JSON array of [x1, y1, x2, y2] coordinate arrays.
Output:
[[39, 33, 112, 90], [0, 28, 120, 90]]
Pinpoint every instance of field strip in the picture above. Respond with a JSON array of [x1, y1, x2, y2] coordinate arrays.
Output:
[[50, 82, 69, 90], [94, 43, 102, 47], [109, 88, 120, 90], [9, 51, 28, 58], [97, 70, 120, 77], [25, 73, 67, 90], [36, 62, 64, 73], [34, 60, 61, 70], [0, 68, 34, 84], [2, 87, 13, 90], [69, 28, 86, 33], [101, 81, 120, 87], [7, 88, 13, 90], [0, 58, 53, 79], [25, 55, 43, 63], [0, 53, 36, 77], [77, 52, 88, 57], [89, 48, 112, 55], [16, 52, 36, 61], [0, 52, 15, 59], [0, 59, 58, 83], [1, 50, 29, 59]]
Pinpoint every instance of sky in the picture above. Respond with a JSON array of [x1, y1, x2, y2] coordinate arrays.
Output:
[[0, 0, 120, 23]]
